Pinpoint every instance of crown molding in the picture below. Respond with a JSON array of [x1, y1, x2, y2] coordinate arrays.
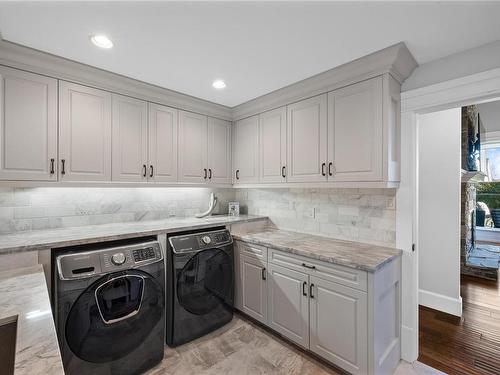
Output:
[[0, 40, 417, 122], [0, 40, 232, 121], [231, 42, 417, 121]]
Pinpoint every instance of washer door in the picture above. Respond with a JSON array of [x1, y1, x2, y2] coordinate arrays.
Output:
[[176, 248, 233, 315], [65, 269, 163, 363]]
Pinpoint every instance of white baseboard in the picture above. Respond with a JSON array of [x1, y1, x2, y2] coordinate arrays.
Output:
[[401, 325, 418, 362], [419, 289, 463, 317]]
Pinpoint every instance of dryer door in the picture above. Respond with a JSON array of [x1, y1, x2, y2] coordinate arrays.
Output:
[[176, 248, 234, 315], [65, 269, 163, 363]]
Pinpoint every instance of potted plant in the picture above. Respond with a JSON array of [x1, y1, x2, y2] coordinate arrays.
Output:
[[477, 183, 500, 228]]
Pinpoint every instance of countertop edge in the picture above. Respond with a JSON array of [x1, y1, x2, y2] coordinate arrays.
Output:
[[0, 264, 65, 375], [0, 216, 268, 255], [232, 233, 402, 272]]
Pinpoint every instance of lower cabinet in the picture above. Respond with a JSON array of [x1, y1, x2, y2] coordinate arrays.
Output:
[[234, 241, 401, 375], [240, 255, 268, 324], [267, 263, 310, 348], [309, 276, 368, 375]]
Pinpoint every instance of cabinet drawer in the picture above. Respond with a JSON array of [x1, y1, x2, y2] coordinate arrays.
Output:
[[235, 241, 267, 263], [268, 248, 367, 292]]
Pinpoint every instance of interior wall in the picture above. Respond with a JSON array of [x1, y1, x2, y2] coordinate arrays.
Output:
[[236, 188, 396, 247], [0, 187, 235, 234], [418, 108, 462, 316]]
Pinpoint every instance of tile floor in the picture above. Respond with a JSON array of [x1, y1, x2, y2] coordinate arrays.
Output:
[[146, 313, 443, 375]]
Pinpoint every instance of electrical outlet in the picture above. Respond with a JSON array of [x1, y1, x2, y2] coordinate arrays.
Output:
[[386, 197, 395, 209], [307, 207, 316, 219]]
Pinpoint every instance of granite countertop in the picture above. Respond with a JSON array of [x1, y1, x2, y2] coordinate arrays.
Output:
[[0, 265, 64, 375], [0, 215, 267, 255], [232, 229, 402, 272]]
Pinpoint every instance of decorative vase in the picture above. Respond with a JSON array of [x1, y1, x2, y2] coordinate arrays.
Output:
[[476, 209, 486, 227], [491, 209, 500, 228]]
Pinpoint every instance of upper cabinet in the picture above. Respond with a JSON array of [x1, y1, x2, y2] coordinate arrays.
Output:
[[148, 103, 178, 183], [112, 94, 148, 182], [233, 115, 259, 184], [0, 66, 57, 181], [286, 94, 328, 183], [208, 117, 231, 184], [178, 110, 208, 183], [237, 74, 401, 187], [259, 107, 287, 183], [59, 81, 112, 182], [328, 76, 383, 182]]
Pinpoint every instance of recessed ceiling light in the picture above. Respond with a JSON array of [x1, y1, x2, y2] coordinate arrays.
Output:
[[90, 34, 114, 49], [212, 80, 226, 89]]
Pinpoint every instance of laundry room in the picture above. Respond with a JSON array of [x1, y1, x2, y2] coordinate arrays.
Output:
[[1, 2, 500, 375]]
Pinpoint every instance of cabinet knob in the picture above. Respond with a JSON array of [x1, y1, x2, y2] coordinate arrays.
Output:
[[282, 166, 286, 178], [142, 164, 147, 177], [50, 158, 55, 175], [321, 163, 326, 176], [261, 267, 266, 281], [208, 168, 212, 180], [149, 165, 154, 178], [310, 283, 315, 299], [328, 162, 334, 176], [204, 168, 207, 179], [302, 281, 307, 296], [61, 159, 66, 175], [236, 170, 240, 180]]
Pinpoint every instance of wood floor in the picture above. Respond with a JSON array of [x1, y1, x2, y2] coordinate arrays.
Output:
[[419, 274, 500, 375]]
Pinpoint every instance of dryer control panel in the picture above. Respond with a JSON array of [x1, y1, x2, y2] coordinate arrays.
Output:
[[57, 240, 162, 280], [169, 229, 232, 254]]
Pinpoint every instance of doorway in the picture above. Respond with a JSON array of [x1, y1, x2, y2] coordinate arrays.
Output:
[[397, 67, 500, 369]]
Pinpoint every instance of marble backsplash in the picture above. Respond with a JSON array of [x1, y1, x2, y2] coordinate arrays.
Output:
[[0, 187, 396, 247], [0, 187, 234, 234], [235, 188, 396, 247]]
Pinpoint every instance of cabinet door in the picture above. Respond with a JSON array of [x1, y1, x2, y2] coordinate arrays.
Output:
[[59, 81, 112, 181], [310, 276, 368, 375], [240, 255, 268, 324], [112, 94, 148, 182], [267, 263, 309, 348], [233, 115, 259, 184], [259, 107, 287, 183], [0, 67, 57, 181], [178, 110, 207, 183], [328, 77, 383, 182], [148, 103, 178, 182], [287, 94, 327, 182], [208, 117, 231, 184]]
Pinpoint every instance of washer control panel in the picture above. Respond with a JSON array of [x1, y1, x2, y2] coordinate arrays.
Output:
[[132, 246, 157, 262], [57, 240, 163, 280]]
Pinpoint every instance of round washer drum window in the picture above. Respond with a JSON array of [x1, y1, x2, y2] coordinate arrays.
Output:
[[65, 269, 163, 363]]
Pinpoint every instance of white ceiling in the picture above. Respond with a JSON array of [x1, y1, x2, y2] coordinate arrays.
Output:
[[0, 2, 500, 107]]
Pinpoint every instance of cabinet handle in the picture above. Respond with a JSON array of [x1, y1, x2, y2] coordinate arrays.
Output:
[[282, 166, 286, 178], [328, 162, 334, 176], [142, 164, 147, 178], [209, 168, 212, 180], [310, 283, 315, 299], [321, 162, 326, 176], [236, 169, 240, 180], [149, 165, 154, 178], [302, 281, 308, 296], [302, 262, 316, 270], [204, 168, 207, 179], [61, 159, 66, 175], [262, 267, 266, 281], [50, 158, 55, 175]]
